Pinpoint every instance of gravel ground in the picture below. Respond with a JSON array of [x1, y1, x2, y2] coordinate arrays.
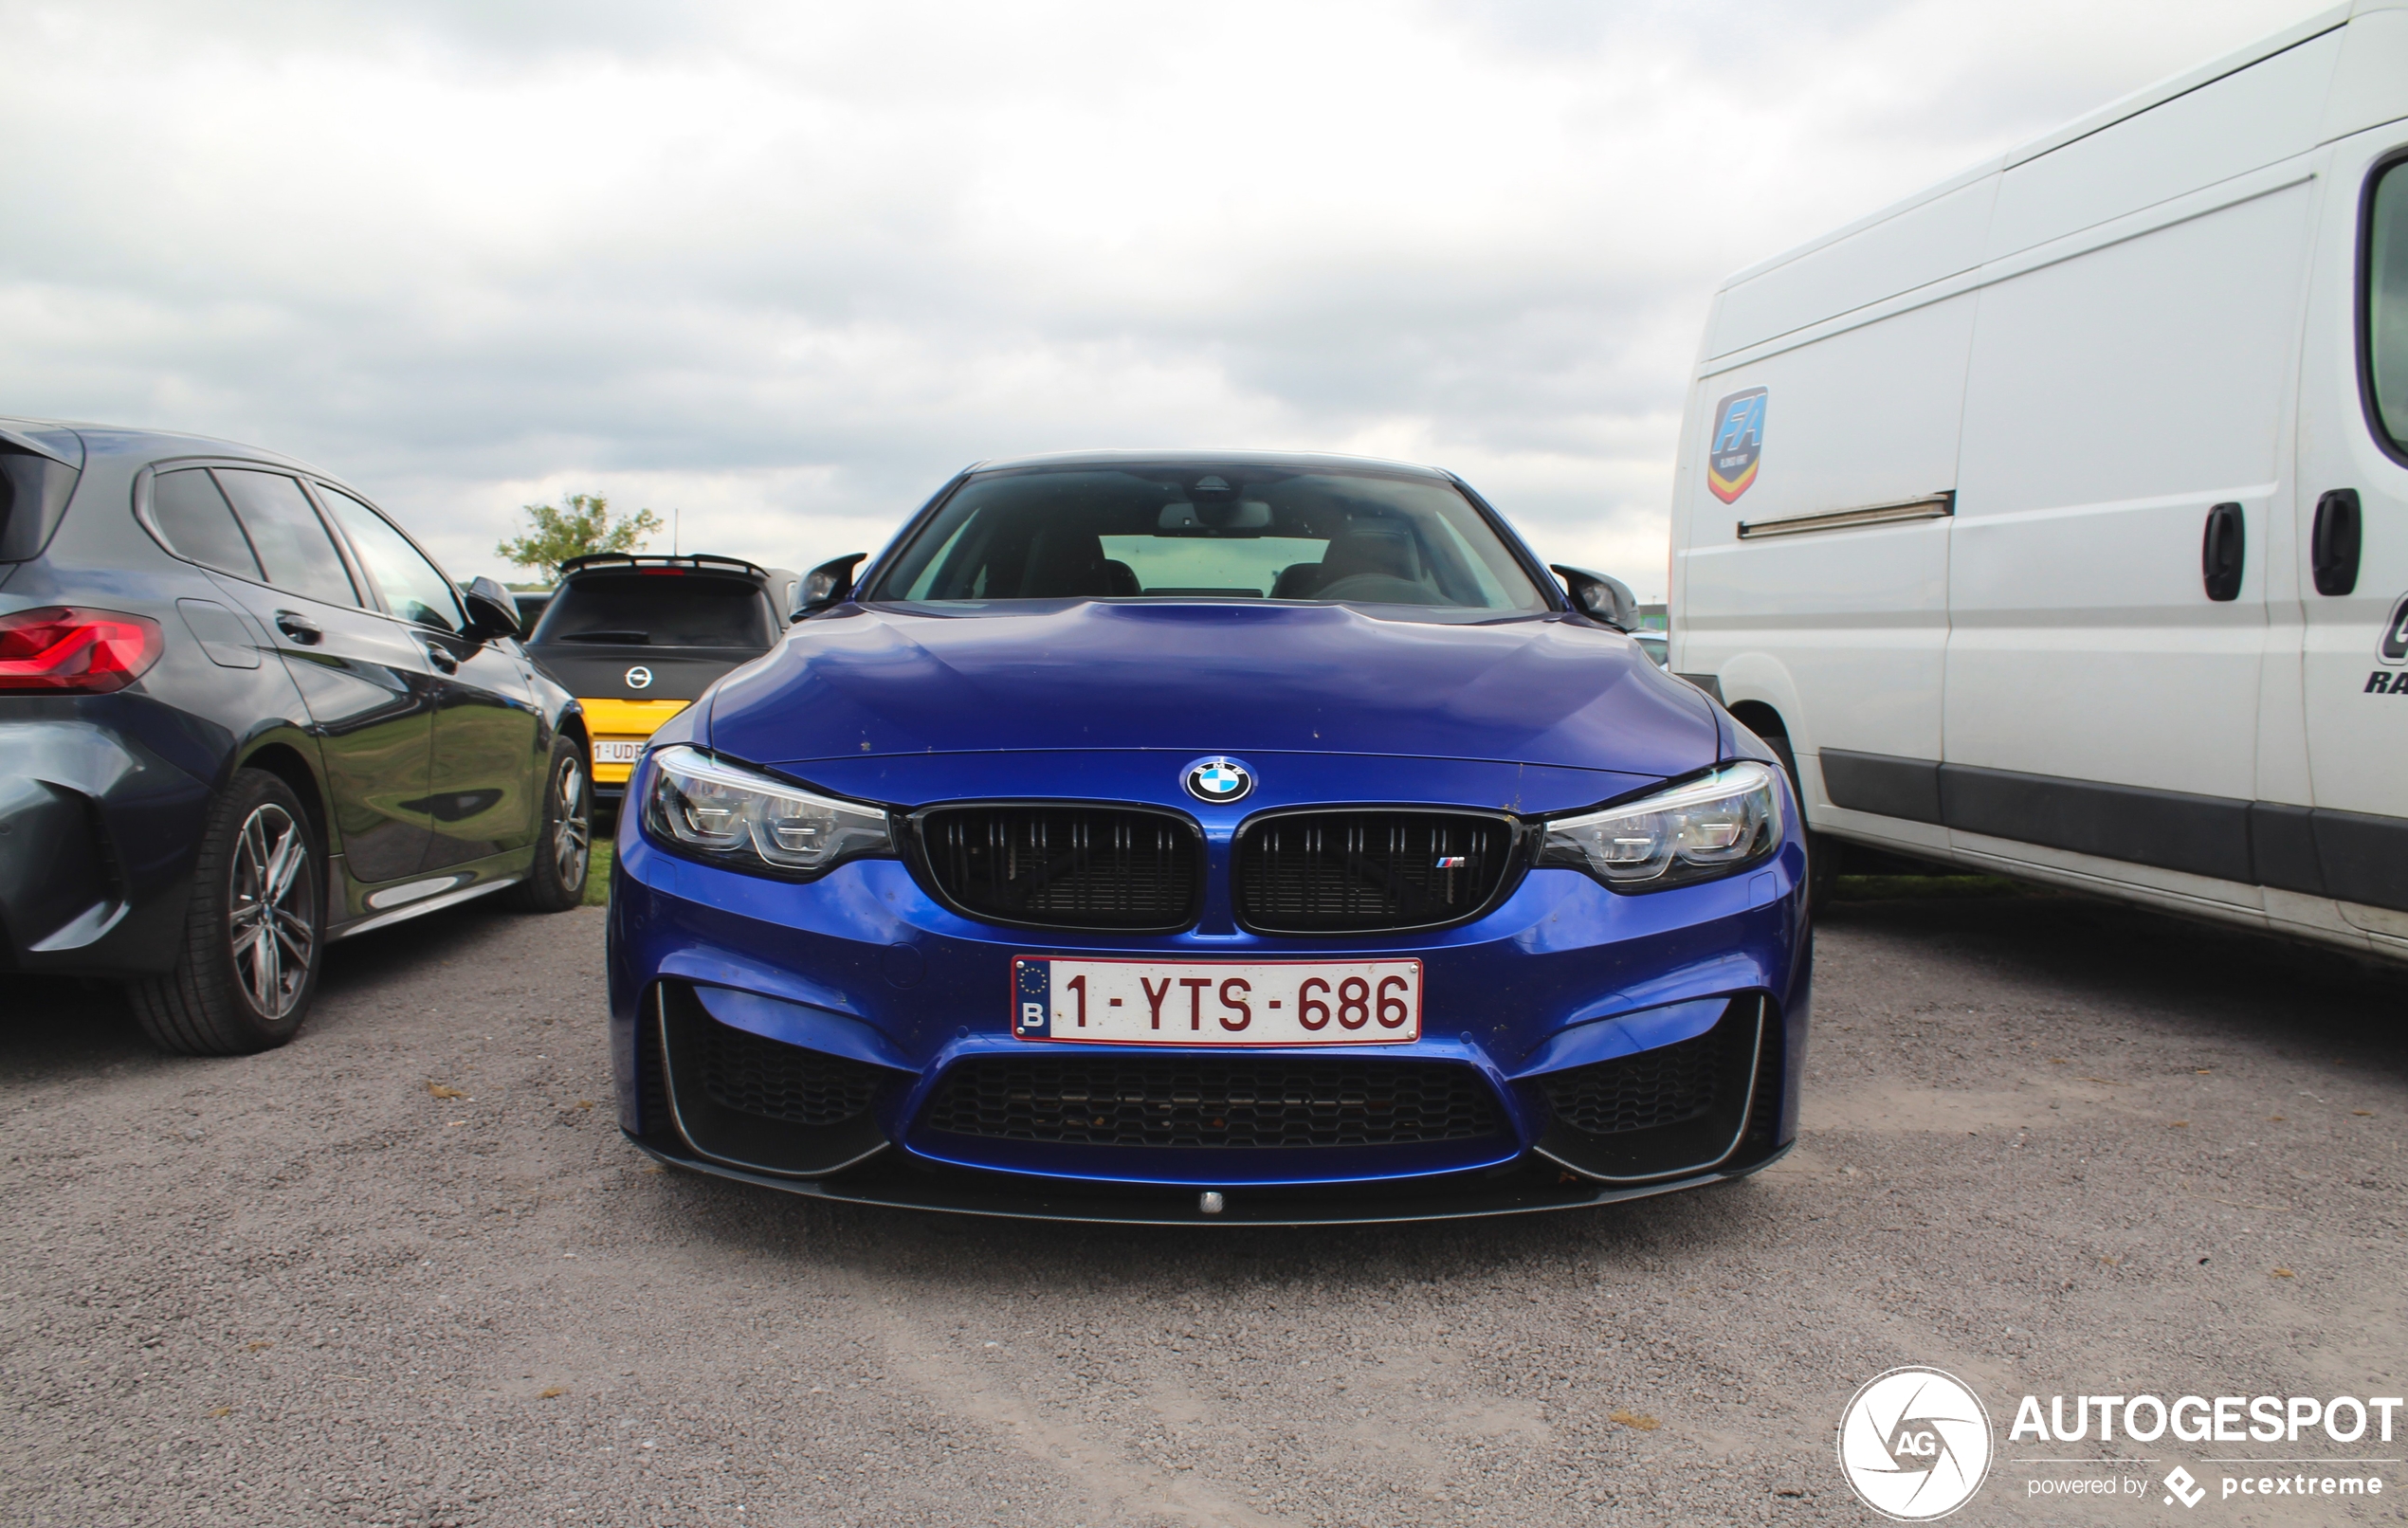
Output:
[[6, 888, 2406, 1527]]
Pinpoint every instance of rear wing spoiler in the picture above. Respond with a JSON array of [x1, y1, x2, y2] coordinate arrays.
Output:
[[556, 552, 769, 580]]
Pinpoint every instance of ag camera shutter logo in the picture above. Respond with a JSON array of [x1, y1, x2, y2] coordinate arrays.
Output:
[[1836, 1367, 1994, 1520]]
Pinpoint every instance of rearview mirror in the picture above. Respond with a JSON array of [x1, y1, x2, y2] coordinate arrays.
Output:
[[794, 553, 868, 619], [463, 575, 522, 641], [1549, 564, 1637, 632]]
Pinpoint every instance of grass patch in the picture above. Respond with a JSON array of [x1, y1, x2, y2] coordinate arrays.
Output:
[[1833, 873, 2034, 902], [584, 837, 613, 906]]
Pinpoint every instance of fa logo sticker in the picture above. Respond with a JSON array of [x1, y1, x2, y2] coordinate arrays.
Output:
[[1836, 1366, 1992, 1520], [1706, 387, 1767, 504]]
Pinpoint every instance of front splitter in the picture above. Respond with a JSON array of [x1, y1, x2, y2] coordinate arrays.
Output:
[[624, 1136, 1791, 1226]]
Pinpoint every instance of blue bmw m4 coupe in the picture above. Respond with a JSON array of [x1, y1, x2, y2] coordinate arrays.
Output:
[[607, 452, 1810, 1224]]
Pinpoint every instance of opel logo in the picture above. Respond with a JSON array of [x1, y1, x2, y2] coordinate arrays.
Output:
[[1183, 755, 1252, 803], [625, 665, 653, 690]]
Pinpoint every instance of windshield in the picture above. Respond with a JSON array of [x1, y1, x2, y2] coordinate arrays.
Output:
[[865, 464, 1550, 611], [529, 574, 774, 647]]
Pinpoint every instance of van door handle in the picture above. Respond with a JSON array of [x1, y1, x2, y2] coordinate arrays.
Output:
[[420, 638, 460, 675], [2201, 501, 2245, 602], [2311, 489, 2362, 596], [274, 610, 322, 645]]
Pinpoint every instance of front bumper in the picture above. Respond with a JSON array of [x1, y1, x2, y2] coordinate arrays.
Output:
[[607, 801, 1814, 1222]]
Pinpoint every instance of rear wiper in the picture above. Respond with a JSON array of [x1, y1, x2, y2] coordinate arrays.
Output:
[[554, 630, 650, 644]]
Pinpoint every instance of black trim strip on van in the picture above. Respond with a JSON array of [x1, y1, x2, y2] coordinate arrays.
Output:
[[1818, 748, 2408, 914], [1736, 492, 1954, 541]]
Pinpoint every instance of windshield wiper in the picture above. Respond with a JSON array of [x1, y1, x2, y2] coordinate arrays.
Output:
[[554, 629, 650, 644]]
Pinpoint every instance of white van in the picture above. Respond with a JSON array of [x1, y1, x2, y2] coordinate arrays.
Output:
[[1669, 2, 2408, 957]]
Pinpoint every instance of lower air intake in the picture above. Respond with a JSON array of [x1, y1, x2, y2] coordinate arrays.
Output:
[[696, 1017, 885, 1129], [654, 981, 896, 1176], [1528, 996, 1767, 1182], [1537, 1028, 1725, 1136], [921, 1055, 1503, 1148]]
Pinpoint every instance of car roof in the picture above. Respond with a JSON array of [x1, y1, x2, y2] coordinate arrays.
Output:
[[0, 413, 327, 476], [964, 448, 1455, 480]]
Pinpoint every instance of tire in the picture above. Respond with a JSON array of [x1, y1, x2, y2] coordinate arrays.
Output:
[[1762, 732, 1840, 914], [129, 769, 326, 1056], [503, 734, 593, 913]]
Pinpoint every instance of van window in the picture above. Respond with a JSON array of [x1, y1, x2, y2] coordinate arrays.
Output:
[[151, 468, 262, 579], [216, 469, 360, 608], [2371, 158, 2408, 453]]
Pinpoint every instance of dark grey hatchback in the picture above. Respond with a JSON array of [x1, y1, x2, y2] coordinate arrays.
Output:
[[0, 417, 592, 1054]]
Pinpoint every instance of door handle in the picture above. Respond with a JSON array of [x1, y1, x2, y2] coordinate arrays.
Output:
[[2311, 488, 2362, 596], [2200, 501, 2245, 602], [274, 610, 322, 645], [421, 638, 460, 675]]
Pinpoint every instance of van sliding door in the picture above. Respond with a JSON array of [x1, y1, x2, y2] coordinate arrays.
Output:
[[1937, 19, 2348, 910], [1674, 295, 1973, 860]]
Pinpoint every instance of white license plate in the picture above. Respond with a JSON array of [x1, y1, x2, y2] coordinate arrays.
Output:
[[592, 740, 643, 764], [1011, 955, 1422, 1046]]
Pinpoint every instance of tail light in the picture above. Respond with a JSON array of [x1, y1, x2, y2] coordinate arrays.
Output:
[[0, 606, 166, 694]]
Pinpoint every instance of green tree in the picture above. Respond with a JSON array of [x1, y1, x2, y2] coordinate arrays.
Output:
[[495, 493, 666, 581]]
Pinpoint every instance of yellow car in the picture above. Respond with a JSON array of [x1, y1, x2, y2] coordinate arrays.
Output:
[[521, 555, 798, 808]]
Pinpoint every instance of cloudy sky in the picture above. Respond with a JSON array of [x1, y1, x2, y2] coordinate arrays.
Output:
[[2, 0, 2324, 596]]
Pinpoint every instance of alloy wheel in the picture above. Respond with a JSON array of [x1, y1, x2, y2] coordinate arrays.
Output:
[[228, 803, 315, 1018], [553, 755, 591, 888]]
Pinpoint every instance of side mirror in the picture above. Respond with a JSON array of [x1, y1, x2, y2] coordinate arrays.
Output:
[[1549, 565, 1638, 632], [793, 553, 867, 619], [464, 575, 522, 641]]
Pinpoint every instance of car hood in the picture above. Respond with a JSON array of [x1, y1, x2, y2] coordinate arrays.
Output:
[[705, 601, 1716, 782]]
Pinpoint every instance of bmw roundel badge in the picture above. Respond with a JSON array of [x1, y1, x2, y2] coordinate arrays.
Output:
[[1183, 756, 1252, 804]]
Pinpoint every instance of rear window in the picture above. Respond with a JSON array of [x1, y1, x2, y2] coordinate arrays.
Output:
[[0, 445, 80, 563], [151, 468, 262, 578], [530, 575, 774, 648]]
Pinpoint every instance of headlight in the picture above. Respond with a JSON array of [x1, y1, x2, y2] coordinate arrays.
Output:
[[643, 744, 894, 879], [1537, 760, 1783, 890]]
